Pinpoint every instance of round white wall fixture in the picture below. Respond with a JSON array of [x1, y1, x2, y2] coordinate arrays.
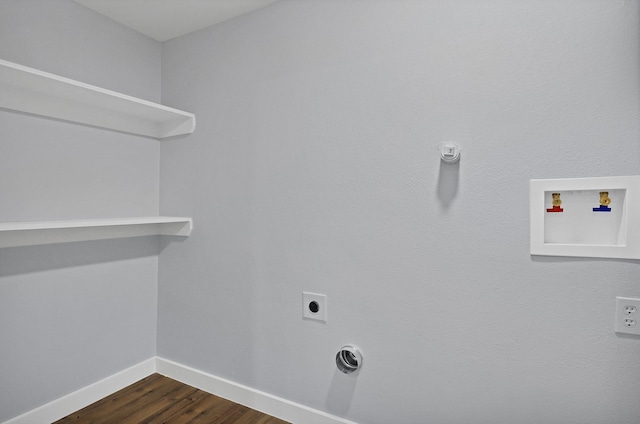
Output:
[[438, 142, 462, 163]]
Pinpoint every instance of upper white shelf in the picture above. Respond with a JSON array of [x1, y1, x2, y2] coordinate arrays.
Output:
[[0, 59, 195, 139], [0, 216, 193, 248]]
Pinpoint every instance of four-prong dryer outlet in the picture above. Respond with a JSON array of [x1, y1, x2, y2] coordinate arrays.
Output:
[[303, 292, 327, 322]]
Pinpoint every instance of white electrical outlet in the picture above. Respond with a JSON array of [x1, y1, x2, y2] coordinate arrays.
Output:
[[302, 292, 327, 322], [615, 297, 640, 335]]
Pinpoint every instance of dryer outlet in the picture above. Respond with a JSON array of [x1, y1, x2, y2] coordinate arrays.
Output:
[[303, 292, 327, 322]]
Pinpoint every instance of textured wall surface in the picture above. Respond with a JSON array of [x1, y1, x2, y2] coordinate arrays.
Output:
[[0, 1, 162, 421], [0, 0, 161, 102], [159, 1, 640, 423]]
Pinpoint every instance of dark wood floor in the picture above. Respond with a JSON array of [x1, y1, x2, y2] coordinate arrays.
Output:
[[54, 373, 290, 424]]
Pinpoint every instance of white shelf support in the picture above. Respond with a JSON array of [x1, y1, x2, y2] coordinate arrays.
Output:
[[0, 217, 193, 248], [0, 59, 195, 139]]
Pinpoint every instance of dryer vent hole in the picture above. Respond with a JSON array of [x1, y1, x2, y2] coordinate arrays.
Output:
[[336, 346, 363, 374]]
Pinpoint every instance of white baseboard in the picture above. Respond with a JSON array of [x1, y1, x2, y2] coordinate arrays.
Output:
[[3, 357, 359, 424], [155, 357, 358, 424], [3, 357, 156, 424]]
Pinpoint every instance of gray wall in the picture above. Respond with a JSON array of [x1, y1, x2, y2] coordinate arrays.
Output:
[[159, 1, 640, 423], [3, 1, 640, 423], [0, 1, 162, 421]]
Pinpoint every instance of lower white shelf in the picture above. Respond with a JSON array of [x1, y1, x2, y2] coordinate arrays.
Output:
[[0, 216, 192, 248]]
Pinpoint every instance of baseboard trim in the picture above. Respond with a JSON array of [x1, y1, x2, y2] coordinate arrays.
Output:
[[3, 357, 358, 424], [155, 357, 359, 424], [3, 357, 156, 424]]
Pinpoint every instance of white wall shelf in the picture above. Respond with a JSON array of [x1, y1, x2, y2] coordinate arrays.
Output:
[[0, 217, 193, 248], [0, 59, 195, 139]]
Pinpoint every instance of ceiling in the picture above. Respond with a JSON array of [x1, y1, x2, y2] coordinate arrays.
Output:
[[74, 0, 279, 42]]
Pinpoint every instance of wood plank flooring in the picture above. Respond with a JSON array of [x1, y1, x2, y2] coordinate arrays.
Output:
[[54, 373, 290, 424]]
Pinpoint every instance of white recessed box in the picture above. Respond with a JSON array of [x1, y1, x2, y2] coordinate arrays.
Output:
[[530, 176, 640, 259]]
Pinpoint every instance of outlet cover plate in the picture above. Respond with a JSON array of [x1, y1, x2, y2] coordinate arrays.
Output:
[[303, 292, 327, 322], [615, 297, 640, 335]]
